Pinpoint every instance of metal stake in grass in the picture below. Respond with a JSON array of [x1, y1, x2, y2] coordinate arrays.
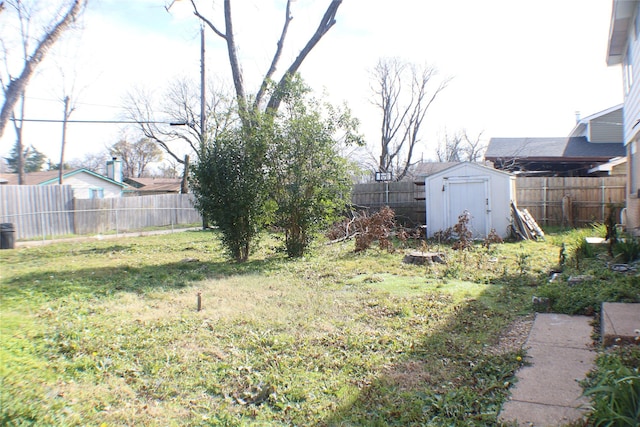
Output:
[[197, 292, 202, 311]]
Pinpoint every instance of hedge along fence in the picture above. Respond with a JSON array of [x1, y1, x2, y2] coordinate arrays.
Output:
[[351, 176, 627, 228]]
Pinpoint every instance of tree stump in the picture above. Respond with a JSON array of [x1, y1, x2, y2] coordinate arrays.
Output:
[[402, 251, 446, 265]]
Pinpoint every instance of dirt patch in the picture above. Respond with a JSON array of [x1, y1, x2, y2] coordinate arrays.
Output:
[[485, 314, 535, 356], [381, 360, 433, 391]]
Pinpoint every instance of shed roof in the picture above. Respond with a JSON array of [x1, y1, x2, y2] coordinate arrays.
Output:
[[425, 161, 514, 180]]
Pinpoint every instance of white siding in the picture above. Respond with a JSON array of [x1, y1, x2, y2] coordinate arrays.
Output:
[[46, 173, 123, 198], [624, 3, 640, 145], [589, 109, 623, 142], [425, 163, 515, 238]]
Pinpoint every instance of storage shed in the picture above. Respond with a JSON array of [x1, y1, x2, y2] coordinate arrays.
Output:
[[424, 162, 515, 239]]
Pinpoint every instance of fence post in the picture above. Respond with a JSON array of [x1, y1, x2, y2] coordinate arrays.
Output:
[[115, 208, 119, 237], [543, 177, 548, 226], [601, 178, 606, 222], [41, 211, 46, 242]]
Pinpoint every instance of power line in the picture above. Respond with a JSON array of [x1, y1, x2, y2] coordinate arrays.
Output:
[[24, 96, 122, 109], [8, 118, 186, 125]]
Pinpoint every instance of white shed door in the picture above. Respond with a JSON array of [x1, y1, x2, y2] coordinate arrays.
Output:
[[445, 178, 489, 238]]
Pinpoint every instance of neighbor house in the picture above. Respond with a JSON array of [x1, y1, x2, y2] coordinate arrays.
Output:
[[124, 177, 182, 196], [0, 158, 128, 199], [485, 105, 626, 177], [607, 0, 640, 235]]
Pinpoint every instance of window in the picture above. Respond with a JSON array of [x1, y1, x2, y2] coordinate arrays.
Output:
[[89, 188, 104, 199]]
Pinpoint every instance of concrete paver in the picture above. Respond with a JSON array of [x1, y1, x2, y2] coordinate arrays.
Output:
[[498, 313, 596, 427], [601, 302, 640, 347]]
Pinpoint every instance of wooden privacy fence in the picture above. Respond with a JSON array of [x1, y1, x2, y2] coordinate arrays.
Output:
[[351, 176, 627, 228], [0, 185, 202, 240], [351, 181, 425, 225], [74, 194, 201, 235], [515, 176, 626, 227], [0, 185, 75, 240]]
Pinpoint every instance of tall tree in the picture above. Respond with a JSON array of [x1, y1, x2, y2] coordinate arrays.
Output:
[[108, 137, 163, 179], [372, 57, 449, 181], [188, 0, 342, 117], [5, 141, 46, 172], [436, 129, 486, 163], [0, 0, 87, 138], [67, 150, 109, 173]]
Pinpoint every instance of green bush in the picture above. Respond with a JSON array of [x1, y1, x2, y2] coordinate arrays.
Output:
[[584, 352, 640, 426], [536, 276, 638, 315], [614, 235, 640, 263]]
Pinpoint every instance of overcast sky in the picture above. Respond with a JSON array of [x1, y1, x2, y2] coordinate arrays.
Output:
[[0, 0, 623, 168]]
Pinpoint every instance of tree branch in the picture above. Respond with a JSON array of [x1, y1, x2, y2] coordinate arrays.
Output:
[[189, 0, 226, 39], [266, 0, 343, 112], [254, 0, 293, 110], [0, 0, 87, 138]]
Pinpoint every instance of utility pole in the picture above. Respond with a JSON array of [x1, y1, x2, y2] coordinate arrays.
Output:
[[59, 95, 73, 184]]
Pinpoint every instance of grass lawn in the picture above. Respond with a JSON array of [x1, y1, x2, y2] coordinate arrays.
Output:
[[1, 228, 636, 426]]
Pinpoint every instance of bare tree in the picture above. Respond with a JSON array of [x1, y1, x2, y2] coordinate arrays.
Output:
[[188, 0, 343, 117], [108, 137, 163, 179], [125, 77, 236, 167], [436, 129, 486, 163], [372, 57, 449, 181], [436, 130, 464, 162], [68, 150, 109, 173], [0, 0, 87, 138]]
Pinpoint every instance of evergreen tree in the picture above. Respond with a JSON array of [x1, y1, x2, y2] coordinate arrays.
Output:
[[5, 142, 47, 173]]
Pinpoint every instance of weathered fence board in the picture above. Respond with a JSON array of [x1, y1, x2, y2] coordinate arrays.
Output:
[[351, 181, 425, 225], [0, 185, 75, 239], [74, 194, 202, 235], [0, 186, 201, 240], [351, 176, 627, 227], [515, 176, 626, 226]]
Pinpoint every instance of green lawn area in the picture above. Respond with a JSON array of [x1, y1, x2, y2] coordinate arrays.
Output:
[[1, 229, 637, 426]]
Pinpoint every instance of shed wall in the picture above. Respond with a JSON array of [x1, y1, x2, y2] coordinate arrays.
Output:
[[425, 163, 514, 238]]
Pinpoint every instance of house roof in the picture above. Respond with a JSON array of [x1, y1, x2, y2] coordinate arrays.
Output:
[[485, 137, 626, 161], [0, 169, 128, 187], [124, 177, 182, 193], [607, 0, 636, 65], [587, 156, 627, 174], [569, 104, 624, 139]]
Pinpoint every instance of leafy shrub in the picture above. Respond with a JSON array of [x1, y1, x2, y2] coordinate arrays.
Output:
[[584, 353, 640, 426], [536, 276, 638, 315], [614, 234, 640, 263]]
